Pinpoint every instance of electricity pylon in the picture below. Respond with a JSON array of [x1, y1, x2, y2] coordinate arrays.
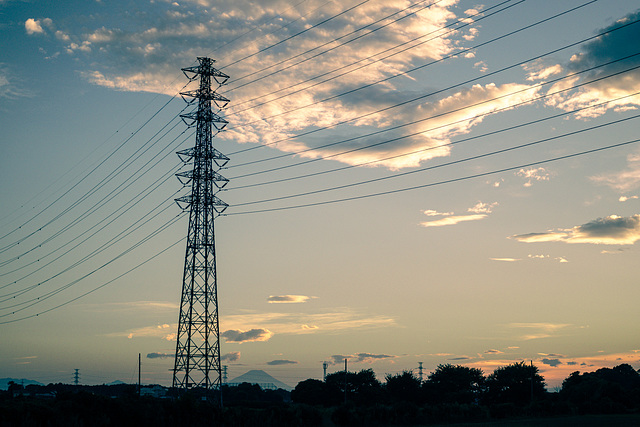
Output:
[[172, 57, 230, 398]]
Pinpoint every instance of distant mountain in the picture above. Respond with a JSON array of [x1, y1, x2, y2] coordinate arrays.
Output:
[[228, 370, 292, 391], [106, 380, 127, 385], [0, 378, 44, 390]]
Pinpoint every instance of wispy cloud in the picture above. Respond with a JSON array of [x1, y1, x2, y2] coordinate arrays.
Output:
[[468, 201, 498, 214], [490, 258, 520, 262], [222, 328, 273, 343], [516, 167, 551, 187], [222, 351, 241, 362], [420, 214, 486, 227], [511, 215, 640, 245], [328, 352, 396, 365], [267, 295, 313, 304], [267, 359, 298, 366], [423, 209, 453, 216], [147, 352, 173, 359], [508, 322, 571, 340], [592, 149, 640, 192], [542, 11, 640, 119]]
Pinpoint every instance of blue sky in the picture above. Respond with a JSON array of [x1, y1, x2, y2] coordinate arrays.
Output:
[[1, 0, 639, 388]]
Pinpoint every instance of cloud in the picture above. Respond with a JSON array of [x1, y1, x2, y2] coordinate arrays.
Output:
[[420, 214, 487, 227], [25, 18, 45, 35], [508, 323, 571, 340], [490, 258, 520, 262], [222, 328, 273, 343], [541, 11, 640, 119], [448, 356, 472, 361], [147, 352, 173, 359], [267, 295, 313, 304], [423, 209, 453, 216], [0, 66, 33, 99], [114, 323, 176, 341], [33, 1, 547, 170], [468, 201, 498, 214], [619, 195, 639, 202], [484, 349, 503, 354], [267, 359, 298, 366], [222, 351, 241, 362], [541, 358, 563, 367], [516, 167, 551, 187], [220, 308, 396, 336], [328, 353, 396, 365], [592, 149, 640, 192], [511, 215, 640, 245], [110, 308, 396, 343]]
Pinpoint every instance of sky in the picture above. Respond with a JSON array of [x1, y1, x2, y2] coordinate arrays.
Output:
[[1, 0, 639, 389]]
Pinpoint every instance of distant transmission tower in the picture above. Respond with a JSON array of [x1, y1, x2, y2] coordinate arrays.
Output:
[[172, 57, 230, 397], [73, 369, 80, 386]]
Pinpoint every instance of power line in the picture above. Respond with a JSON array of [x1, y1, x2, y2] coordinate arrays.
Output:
[[225, 1, 626, 158], [231, 113, 640, 207], [226, 52, 640, 178], [225, 0, 598, 132], [225, 0, 520, 111], [226, 91, 640, 191], [227, 138, 640, 216], [218, 0, 372, 70]]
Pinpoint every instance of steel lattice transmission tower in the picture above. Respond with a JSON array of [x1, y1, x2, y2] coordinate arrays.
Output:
[[172, 57, 230, 394]]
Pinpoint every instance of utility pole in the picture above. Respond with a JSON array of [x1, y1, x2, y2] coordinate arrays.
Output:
[[73, 369, 80, 386], [323, 361, 328, 381], [138, 353, 141, 396], [172, 57, 230, 406], [344, 358, 348, 405]]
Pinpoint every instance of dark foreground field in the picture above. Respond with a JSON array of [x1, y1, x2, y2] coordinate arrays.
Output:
[[429, 414, 640, 427]]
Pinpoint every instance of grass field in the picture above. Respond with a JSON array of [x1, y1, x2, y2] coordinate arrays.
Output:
[[429, 413, 640, 426]]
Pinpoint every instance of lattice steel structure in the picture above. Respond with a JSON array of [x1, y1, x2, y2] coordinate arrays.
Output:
[[173, 57, 230, 395]]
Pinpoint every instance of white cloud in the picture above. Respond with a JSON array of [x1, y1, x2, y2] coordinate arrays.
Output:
[[619, 195, 638, 202], [512, 214, 640, 245], [489, 258, 520, 262], [25, 18, 45, 35], [420, 214, 486, 227], [423, 209, 453, 216], [467, 201, 498, 214], [543, 11, 640, 119], [516, 167, 551, 187]]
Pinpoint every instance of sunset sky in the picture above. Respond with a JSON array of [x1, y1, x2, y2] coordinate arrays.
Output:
[[1, 0, 639, 389]]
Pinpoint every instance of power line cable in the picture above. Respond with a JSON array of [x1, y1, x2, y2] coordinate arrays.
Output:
[[225, 0, 519, 109], [225, 0, 598, 131], [227, 138, 640, 216], [225, 0, 450, 92], [226, 11, 637, 160], [218, 0, 372, 70], [227, 90, 640, 191], [231, 113, 640, 207]]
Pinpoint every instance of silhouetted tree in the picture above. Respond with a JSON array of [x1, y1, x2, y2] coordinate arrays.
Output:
[[292, 379, 334, 406], [385, 370, 421, 403], [427, 364, 485, 404], [560, 364, 640, 413], [325, 368, 383, 405], [484, 361, 546, 405]]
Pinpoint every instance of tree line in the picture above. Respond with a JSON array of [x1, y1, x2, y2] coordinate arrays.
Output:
[[1, 362, 639, 426]]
